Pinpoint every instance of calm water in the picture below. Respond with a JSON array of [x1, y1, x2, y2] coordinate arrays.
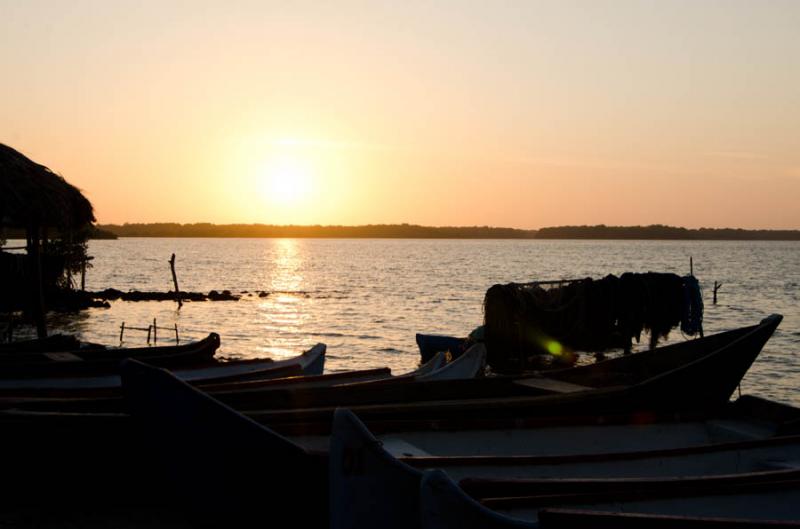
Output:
[[27, 238, 800, 405]]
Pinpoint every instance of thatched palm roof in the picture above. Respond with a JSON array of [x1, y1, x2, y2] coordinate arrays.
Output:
[[0, 143, 94, 231]]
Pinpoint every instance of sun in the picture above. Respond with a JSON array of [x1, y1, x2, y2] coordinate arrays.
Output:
[[260, 156, 312, 205]]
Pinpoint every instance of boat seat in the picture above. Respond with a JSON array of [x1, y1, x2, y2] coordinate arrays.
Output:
[[705, 419, 777, 442], [513, 377, 593, 393], [44, 352, 83, 362], [759, 459, 800, 470], [380, 438, 432, 458]]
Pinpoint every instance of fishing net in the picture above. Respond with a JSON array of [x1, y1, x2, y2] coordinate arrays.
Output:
[[483, 273, 703, 373]]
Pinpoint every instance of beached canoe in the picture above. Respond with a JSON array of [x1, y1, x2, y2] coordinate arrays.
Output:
[[318, 395, 800, 458], [0, 333, 220, 378], [536, 508, 800, 528], [331, 407, 800, 529], [0, 342, 325, 393], [416, 344, 485, 382], [9, 345, 469, 415], [238, 314, 783, 431], [0, 315, 780, 428], [0, 350, 446, 411], [421, 470, 800, 529], [478, 478, 800, 526], [121, 314, 786, 421], [7, 357, 794, 513], [119, 357, 329, 521]]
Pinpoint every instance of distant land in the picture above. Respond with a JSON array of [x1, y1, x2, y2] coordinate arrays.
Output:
[[95, 223, 536, 239], [93, 223, 800, 240], [536, 225, 800, 240]]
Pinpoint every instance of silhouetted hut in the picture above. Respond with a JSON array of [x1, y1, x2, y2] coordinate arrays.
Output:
[[0, 143, 95, 337]]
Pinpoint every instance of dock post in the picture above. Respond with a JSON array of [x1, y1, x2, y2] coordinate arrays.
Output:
[[153, 318, 157, 344], [119, 322, 125, 344], [713, 281, 722, 305], [174, 323, 179, 344], [146, 325, 152, 345], [169, 254, 183, 309]]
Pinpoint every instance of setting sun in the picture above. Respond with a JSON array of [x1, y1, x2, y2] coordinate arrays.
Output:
[[260, 155, 312, 205]]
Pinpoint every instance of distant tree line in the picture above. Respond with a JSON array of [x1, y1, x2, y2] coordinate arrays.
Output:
[[96, 223, 538, 239], [536, 224, 800, 240], [91, 223, 800, 240]]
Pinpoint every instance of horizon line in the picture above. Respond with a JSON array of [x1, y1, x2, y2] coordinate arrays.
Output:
[[95, 222, 800, 232]]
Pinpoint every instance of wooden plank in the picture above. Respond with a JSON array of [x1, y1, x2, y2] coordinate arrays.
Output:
[[43, 352, 83, 362], [514, 377, 593, 393]]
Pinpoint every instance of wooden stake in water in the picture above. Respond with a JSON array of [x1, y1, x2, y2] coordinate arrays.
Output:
[[169, 253, 183, 309]]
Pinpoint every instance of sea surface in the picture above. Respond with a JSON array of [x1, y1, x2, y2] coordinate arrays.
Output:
[[19, 238, 800, 405]]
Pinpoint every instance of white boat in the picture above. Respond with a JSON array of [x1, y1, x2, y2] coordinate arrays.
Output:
[[416, 344, 485, 382], [0, 343, 325, 392]]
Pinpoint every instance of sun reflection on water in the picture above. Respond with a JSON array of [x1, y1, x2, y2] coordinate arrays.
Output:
[[257, 239, 310, 358]]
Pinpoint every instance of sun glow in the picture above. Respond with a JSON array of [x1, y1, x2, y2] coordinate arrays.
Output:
[[234, 133, 359, 224], [260, 155, 313, 205]]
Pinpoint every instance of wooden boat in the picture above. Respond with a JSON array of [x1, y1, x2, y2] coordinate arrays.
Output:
[[0, 315, 781, 431], [421, 471, 800, 528], [327, 347, 478, 393], [4, 393, 799, 462], [330, 407, 425, 529], [459, 462, 800, 497], [119, 358, 328, 522], [416, 344, 485, 382], [479, 479, 800, 526], [0, 350, 444, 411], [341, 350, 448, 387], [331, 408, 800, 529], [200, 348, 443, 392], [3, 356, 795, 516], [412, 350, 448, 376], [537, 508, 800, 528], [71, 314, 782, 420], [240, 314, 783, 431], [0, 333, 221, 378], [421, 469, 532, 529], [0, 342, 325, 394]]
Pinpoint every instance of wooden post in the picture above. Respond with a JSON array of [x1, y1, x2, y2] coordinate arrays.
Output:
[[119, 322, 125, 344], [174, 323, 179, 344], [169, 254, 183, 309], [689, 257, 693, 277], [146, 325, 152, 344], [153, 318, 157, 344], [713, 281, 722, 305]]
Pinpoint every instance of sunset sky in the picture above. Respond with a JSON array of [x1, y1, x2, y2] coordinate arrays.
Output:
[[2, 1, 799, 229]]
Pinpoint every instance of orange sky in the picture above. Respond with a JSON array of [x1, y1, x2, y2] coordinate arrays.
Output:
[[2, 1, 799, 229]]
